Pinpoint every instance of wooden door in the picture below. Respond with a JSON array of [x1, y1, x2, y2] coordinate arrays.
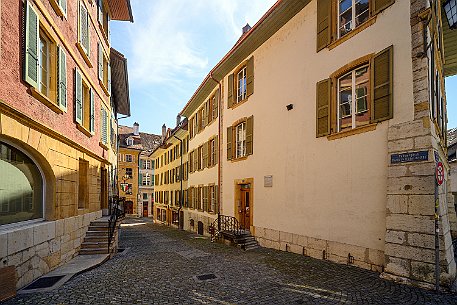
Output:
[[100, 168, 108, 210], [125, 201, 133, 214], [143, 202, 148, 217], [239, 188, 251, 230]]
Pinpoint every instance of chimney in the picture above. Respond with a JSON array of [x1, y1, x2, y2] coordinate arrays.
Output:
[[242, 23, 251, 35], [133, 122, 139, 136], [161, 124, 166, 143], [176, 115, 181, 127]]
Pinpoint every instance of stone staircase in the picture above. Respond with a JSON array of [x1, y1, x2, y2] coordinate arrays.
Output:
[[234, 232, 260, 251], [80, 217, 117, 255]]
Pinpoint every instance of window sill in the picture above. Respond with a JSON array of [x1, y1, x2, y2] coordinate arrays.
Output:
[[49, 0, 66, 18], [229, 97, 249, 110], [229, 155, 249, 163], [99, 141, 109, 150], [30, 87, 63, 114], [328, 16, 377, 51], [76, 42, 93, 68], [76, 123, 93, 137], [326, 123, 377, 141], [99, 79, 110, 97]]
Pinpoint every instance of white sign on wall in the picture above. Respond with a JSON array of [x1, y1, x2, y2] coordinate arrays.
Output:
[[264, 175, 273, 187]]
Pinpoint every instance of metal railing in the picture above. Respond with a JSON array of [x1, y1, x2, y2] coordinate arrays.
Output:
[[108, 196, 125, 253], [209, 214, 243, 241]]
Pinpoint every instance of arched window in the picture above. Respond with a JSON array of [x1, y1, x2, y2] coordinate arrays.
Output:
[[0, 141, 44, 225]]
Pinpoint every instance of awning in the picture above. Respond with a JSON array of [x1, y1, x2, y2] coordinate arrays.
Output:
[[444, 9, 457, 76], [110, 48, 131, 116], [107, 0, 133, 22]]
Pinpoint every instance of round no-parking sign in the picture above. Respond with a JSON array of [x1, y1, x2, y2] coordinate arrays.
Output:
[[436, 161, 444, 186]]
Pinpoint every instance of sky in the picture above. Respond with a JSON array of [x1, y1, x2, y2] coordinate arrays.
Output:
[[110, 0, 457, 135]]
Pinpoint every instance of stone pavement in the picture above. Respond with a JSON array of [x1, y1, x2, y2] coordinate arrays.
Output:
[[4, 217, 457, 304]]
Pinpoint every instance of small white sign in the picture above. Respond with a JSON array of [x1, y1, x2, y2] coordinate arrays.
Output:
[[264, 175, 273, 187]]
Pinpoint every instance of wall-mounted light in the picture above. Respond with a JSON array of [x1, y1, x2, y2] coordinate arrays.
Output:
[[286, 104, 294, 111], [444, 0, 457, 29]]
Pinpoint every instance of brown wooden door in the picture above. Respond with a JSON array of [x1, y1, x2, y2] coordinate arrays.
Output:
[[143, 202, 148, 217], [125, 201, 133, 214], [100, 168, 108, 210], [239, 189, 251, 230]]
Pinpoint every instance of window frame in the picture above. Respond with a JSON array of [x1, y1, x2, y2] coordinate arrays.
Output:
[[337, 0, 370, 39], [235, 122, 247, 159], [236, 66, 247, 104]]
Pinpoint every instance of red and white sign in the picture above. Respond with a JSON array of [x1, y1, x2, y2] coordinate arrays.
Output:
[[436, 161, 444, 186]]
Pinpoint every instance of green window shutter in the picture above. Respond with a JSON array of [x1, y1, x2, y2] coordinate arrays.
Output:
[[100, 107, 104, 142], [246, 116, 254, 156], [90, 89, 95, 133], [246, 57, 254, 97], [97, 0, 102, 23], [139, 159, 143, 169], [214, 89, 219, 119], [75, 69, 83, 124], [58, 46, 67, 111], [139, 173, 143, 185], [59, 0, 67, 16], [371, 45, 393, 122], [227, 126, 233, 160], [372, 0, 395, 16], [24, 2, 39, 88], [316, 0, 331, 52], [80, 2, 89, 56], [108, 63, 111, 95], [98, 42, 103, 81], [227, 74, 234, 108], [316, 79, 331, 137]]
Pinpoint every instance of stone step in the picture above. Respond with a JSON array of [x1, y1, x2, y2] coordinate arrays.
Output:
[[87, 226, 110, 231], [79, 248, 110, 255], [84, 236, 109, 243], [235, 236, 256, 243], [244, 244, 260, 251], [240, 240, 258, 246], [81, 241, 109, 249]]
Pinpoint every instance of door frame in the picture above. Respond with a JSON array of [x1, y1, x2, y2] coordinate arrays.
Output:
[[233, 178, 254, 231]]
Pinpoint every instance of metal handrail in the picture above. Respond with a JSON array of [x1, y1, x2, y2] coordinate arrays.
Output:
[[108, 196, 125, 253], [209, 214, 243, 241]]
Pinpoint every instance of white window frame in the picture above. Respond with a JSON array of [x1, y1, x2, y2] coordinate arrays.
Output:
[[236, 67, 247, 103], [38, 31, 51, 97], [236, 122, 246, 158], [337, 0, 370, 39], [125, 154, 133, 162]]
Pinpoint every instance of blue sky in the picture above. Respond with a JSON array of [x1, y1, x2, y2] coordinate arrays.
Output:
[[110, 0, 457, 135]]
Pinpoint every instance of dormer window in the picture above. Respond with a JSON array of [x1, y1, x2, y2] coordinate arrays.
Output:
[[126, 137, 134, 146]]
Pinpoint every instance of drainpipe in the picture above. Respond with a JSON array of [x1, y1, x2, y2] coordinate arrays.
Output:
[[173, 135, 184, 230], [209, 72, 222, 231]]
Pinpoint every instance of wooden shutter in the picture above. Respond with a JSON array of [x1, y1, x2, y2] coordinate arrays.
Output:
[[97, 0, 102, 23], [24, 2, 39, 88], [227, 126, 233, 160], [316, 0, 331, 52], [371, 45, 393, 122], [90, 89, 95, 133], [203, 141, 208, 168], [139, 173, 143, 185], [316, 79, 331, 137], [214, 89, 219, 119], [80, 2, 89, 54], [59, 0, 67, 15], [215, 185, 219, 213], [108, 63, 111, 95], [227, 74, 234, 108], [215, 136, 219, 165], [58, 46, 67, 110], [246, 116, 254, 155], [246, 57, 254, 97], [372, 0, 395, 16], [203, 186, 208, 212], [207, 99, 212, 124], [98, 42, 103, 81], [75, 69, 83, 124]]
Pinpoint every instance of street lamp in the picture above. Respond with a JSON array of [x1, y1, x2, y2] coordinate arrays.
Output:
[[444, 0, 457, 29]]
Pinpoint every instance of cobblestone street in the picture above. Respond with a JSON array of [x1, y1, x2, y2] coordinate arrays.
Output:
[[4, 218, 457, 305]]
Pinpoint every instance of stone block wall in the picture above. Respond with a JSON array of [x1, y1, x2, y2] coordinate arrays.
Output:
[[0, 210, 101, 289], [184, 211, 217, 236], [254, 226, 384, 272]]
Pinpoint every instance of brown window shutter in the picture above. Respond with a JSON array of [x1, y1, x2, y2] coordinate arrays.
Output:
[[215, 136, 219, 165], [207, 99, 212, 124], [372, 0, 395, 16], [316, 79, 331, 137], [189, 187, 193, 209], [198, 110, 202, 131], [203, 141, 208, 168], [246, 116, 254, 155], [214, 89, 219, 119], [316, 0, 331, 52], [371, 45, 393, 122], [227, 126, 233, 160], [228, 74, 234, 108], [203, 186, 208, 212], [215, 185, 219, 213], [246, 57, 254, 97]]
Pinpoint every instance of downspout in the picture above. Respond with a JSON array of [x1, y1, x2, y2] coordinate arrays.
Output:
[[210, 72, 222, 230], [174, 135, 184, 230]]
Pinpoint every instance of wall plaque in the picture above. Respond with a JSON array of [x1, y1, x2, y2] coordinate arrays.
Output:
[[264, 175, 273, 187], [391, 150, 428, 164]]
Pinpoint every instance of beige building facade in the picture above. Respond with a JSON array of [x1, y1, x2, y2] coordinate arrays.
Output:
[[176, 0, 457, 289]]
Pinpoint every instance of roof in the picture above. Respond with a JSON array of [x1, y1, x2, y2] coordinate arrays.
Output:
[[180, 0, 311, 117], [110, 48, 130, 116], [107, 0, 134, 22], [449, 128, 457, 147], [118, 125, 162, 152], [149, 119, 188, 156], [443, 5, 457, 77]]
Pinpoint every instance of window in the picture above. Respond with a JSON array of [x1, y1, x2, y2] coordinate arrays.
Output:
[[78, 159, 89, 209], [75, 69, 95, 134], [98, 41, 111, 95], [126, 137, 133, 146], [24, 2, 67, 111], [143, 173, 150, 186], [77, 0, 91, 63], [125, 168, 133, 178], [49, 0, 67, 17], [337, 65, 370, 132], [208, 137, 218, 167], [227, 117, 253, 160], [228, 57, 254, 108], [125, 154, 133, 162], [317, 0, 395, 51], [144, 160, 151, 169], [97, 0, 110, 40], [316, 47, 393, 137], [208, 185, 218, 214], [338, 0, 369, 38], [0, 141, 44, 225]]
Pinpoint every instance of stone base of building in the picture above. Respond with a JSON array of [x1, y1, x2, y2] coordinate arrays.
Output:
[[254, 226, 384, 273], [0, 210, 102, 289], [184, 211, 217, 236]]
